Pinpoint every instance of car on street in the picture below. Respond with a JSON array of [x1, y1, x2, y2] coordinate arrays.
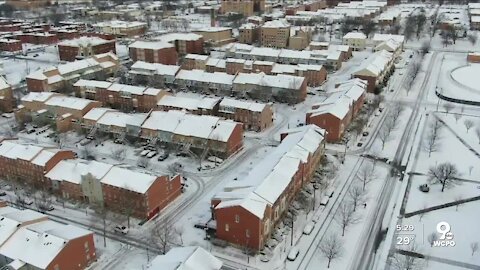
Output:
[[320, 195, 330, 206], [287, 247, 300, 261], [114, 225, 129, 234], [303, 222, 315, 235], [157, 152, 169, 161], [362, 131, 369, 137], [0, 191, 6, 196], [140, 150, 150, 156], [18, 197, 34, 205], [39, 204, 54, 212], [146, 151, 157, 158]]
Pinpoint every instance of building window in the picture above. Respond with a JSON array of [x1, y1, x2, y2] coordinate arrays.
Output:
[[54, 265, 60, 270], [235, 214, 240, 223], [246, 229, 250, 238], [225, 223, 229, 232]]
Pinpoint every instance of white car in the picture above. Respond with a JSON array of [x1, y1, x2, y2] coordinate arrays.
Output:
[[114, 225, 129, 234], [303, 222, 315, 235], [287, 247, 300, 261], [320, 195, 330, 206], [140, 150, 150, 157], [146, 151, 157, 158]]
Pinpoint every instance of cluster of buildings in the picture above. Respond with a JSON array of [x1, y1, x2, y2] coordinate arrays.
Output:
[[26, 52, 120, 92], [0, 202, 96, 270], [469, 2, 480, 30], [0, 139, 182, 219], [92, 20, 147, 38], [58, 36, 116, 62], [211, 125, 325, 250], [306, 79, 367, 141], [147, 246, 222, 270], [343, 32, 404, 52]]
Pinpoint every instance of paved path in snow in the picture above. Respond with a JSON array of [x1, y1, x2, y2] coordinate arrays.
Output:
[[395, 248, 480, 270]]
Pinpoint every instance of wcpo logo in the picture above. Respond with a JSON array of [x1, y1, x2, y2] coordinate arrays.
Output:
[[433, 221, 456, 247]]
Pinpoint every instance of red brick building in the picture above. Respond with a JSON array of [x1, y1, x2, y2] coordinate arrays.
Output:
[[218, 98, 273, 132], [17, 32, 59, 45], [129, 40, 178, 65], [0, 77, 14, 113], [0, 140, 75, 189], [74, 80, 169, 113], [0, 206, 96, 270], [58, 37, 116, 62], [156, 32, 204, 55], [212, 125, 325, 250], [467, 52, 480, 63], [306, 79, 366, 142], [0, 39, 22, 52]]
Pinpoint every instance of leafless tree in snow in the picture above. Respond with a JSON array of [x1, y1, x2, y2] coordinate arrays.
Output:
[[443, 103, 454, 114], [468, 33, 478, 45], [335, 202, 360, 236], [471, 242, 479, 256], [423, 121, 442, 157], [92, 202, 111, 248], [427, 232, 438, 247], [378, 125, 392, 150], [391, 104, 406, 125], [111, 147, 126, 161], [390, 244, 424, 270], [348, 184, 366, 212], [175, 226, 185, 245], [428, 162, 460, 192], [454, 113, 462, 123], [151, 222, 178, 254], [318, 233, 344, 268], [464, 119, 474, 133], [475, 127, 480, 144], [356, 161, 376, 190]]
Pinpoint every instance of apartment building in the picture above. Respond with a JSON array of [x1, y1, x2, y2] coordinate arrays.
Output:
[[0, 140, 75, 189], [342, 32, 367, 51], [0, 77, 14, 113], [26, 52, 120, 92], [211, 125, 325, 250], [157, 95, 221, 115], [218, 98, 273, 131], [129, 61, 181, 88], [220, 0, 266, 16], [239, 23, 260, 44], [0, 39, 22, 52], [155, 33, 204, 56], [92, 20, 147, 37], [46, 159, 182, 219], [261, 20, 291, 48], [353, 50, 394, 92], [306, 79, 367, 141], [0, 206, 96, 270], [289, 28, 312, 50], [73, 80, 169, 112], [58, 37, 116, 62], [193, 27, 235, 46], [129, 40, 178, 65], [182, 54, 210, 70]]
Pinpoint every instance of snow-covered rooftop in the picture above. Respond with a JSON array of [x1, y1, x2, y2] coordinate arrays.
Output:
[[21, 92, 57, 103], [130, 61, 180, 76], [129, 40, 174, 50], [58, 36, 113, 47], [219, 97, 267, 112], [100, 167, 158, 194], [148, 246, 222, 270], [45, 96, 94, 111], [46, 159, 113, 184], [157, 95, 220, 111]]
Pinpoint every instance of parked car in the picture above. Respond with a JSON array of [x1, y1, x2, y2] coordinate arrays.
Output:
[[362, 131, 369, 137], [0, 191, 6, 196], [39, 204, 54, 212], [325, 187, 335, 198], [176, 152, 188, 157], [26, 128, 35, 134], [114, 225, 129, 234], [157, 152, 169, 161], [260, 255, 270, 262], [419, 184, 430, 193], [320, 195, 330, 206], [146, 151, 157, 158], [287, 247, 300, 261], [303, 222, 315, 235], [140, 150, 150, 157], [1, 113, 12, 118]]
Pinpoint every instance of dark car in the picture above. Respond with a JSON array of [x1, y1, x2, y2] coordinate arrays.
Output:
[[0, 191, 6, 196], [157, 152, 169, 161]]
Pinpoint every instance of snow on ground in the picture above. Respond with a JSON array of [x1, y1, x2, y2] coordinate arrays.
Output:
[[1, 57, 52, 85], [399, 200, 480, 267], [438, 53, 480, 102]]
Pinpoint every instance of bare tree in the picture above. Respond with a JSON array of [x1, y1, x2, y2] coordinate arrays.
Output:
[[464, 119, 474, 133], [56, 133, 68, 149], [318, 234, 344, 268], [471, 242, 479, 256], [454, 195, 462, 211], [420, 41, 430, 55], [391, 104, 405, 125], [475, 127, 480, 144], [335, 202, 360, 236], [443, 103, 453, 114], [427, 232, 438, 247], [92, 202, 110, 248], [423, 131, 439, 157], [428, 162, 460, 192], [378, 126, 391, 150], [468, 34, 478, 46], [356, 161, 376, 190], [175, 226, 185, 245], [390, 244, 424, 270], [348, 184, 366, 212], [454, 113, 462, 123], [151, 222, 178, 254]]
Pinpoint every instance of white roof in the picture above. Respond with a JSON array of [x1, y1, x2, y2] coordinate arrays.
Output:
[[21, 92, 56, 103], [219, 97, 266, 112], [148, 246, 222, 270], [101, 167, 157, 194], [74, 79, 112, 89], [157, 95, 220, 111], [372, 33, 405, 43], [130, 40, 174, 50], [185, 54, 209, 61], [233, 73, 305, 90], [130, 61, 180, 76], [59, 36, 112, 47], [215, 125, 325, 217], [57, 58, 100, 75], [83, 107, 115, 121], [354, 50, 393, 77], [46, 159, 113, 184], [0, 141, 43, 161], [31, 149, 59, 166], [176, 69, 235, 85], [343, 32, 366, 39], [108, 83, 146, 95], [262, 19, 290, 28], [0, 208, 46, 247], [94, 20, 146, 29], [156, 32, 203, 42], [45, 96, 94, 111], [0, 220, 91, 269]]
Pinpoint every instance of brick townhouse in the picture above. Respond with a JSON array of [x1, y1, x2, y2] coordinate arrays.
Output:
[[157, 95, 221, 115], [58, 37, 116, 62], [129, 40, 178, 65], [155, 33, 204, 55], [129, 61, 181, 88], [353, 50, 394, 92], [0, 205, 96, 270], [93, 20, 147, 37], [0, 77, 14, 113], [0, 140, 75, 189], [218, 98, 273, 132], [211, 125, 325, 250], [26, 52, 119, 92], [0, 39, 22, 52], [306, 79, 367, 142], [74, 80, 169, 112], [46, 159, 182, 219]]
